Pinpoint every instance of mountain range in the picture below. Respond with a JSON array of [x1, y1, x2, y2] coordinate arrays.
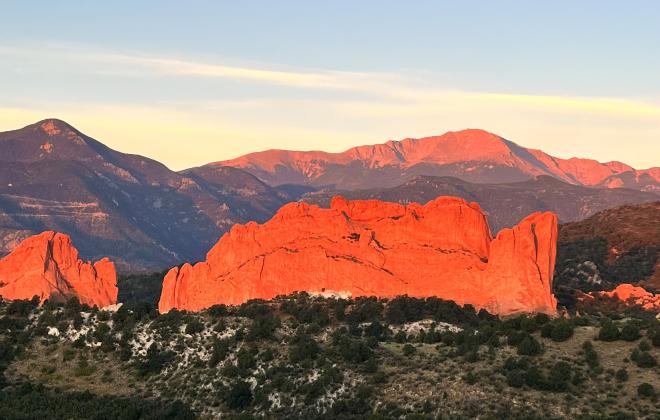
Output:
[[215, 129, 660, 193], [0, 119, 657, 271]]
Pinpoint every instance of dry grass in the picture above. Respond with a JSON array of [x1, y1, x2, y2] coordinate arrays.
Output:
[[6, 340, 141, 397]]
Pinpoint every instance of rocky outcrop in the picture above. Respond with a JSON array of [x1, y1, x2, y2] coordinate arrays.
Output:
[[0, 231, 117, 307], [159, 196, 558, 316], [601, 284, 659, 312], [576, 283, 660, 313]]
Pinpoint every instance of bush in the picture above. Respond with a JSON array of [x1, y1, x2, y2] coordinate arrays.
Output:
[[6, 297, 39, 317], [519, 316, 537, 333], [394, 331, 407, 343], [0, 340, 14, 363], [573, 316, 590, 326], [649, 328, 660, 347], [246, 314, 280, 341], [280, 297, 331, 326], [582, 341, 599, 368], [631, 350, 657, 368], [237, 300, 271, 318], [363, 321, 388, 341], [209, 338, 230, 367], [525, 366, 547, 390], [506, 330, 526, 346], [464, 371, 478, 385], [503, 356, 528, 372], [332, 331, 374, 364], [534, 313, 550, 326], [346, 297, 383, 324], [638, 339, 651, 351], [598, 321, 620, 341], [517, 335, 542, 356], [236, 348, 256, 371], [137, 345, 175, 376], [402, 344, 416, 356], [100, 335, 114, 353], [289, 333, 320, 363], [637, 383, 655, 399], [506, 370, 525, 388], [615, 368, 628, 382], [548, 361, 572, 391], [226, 380, 252, 409], [540, 323, 553, 338], [550, 320, 574, 342], [119, 343, 132, 362], [620, 323, 640, 341], [184, 318, 204, 335], [440, 331, 455, 346], [207, 304, 228, 317]]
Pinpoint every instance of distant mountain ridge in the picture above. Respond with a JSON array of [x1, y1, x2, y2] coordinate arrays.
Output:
[[0, 119, 303, 271], [303, 175, 659, 233], [214, 129, 660, 193]]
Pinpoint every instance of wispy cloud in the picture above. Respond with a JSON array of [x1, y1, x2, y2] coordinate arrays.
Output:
[[472, 92, 660, 119], [3, 42, 660, 121], [92, 52, 382, 91], [95, 51, 660, 119]]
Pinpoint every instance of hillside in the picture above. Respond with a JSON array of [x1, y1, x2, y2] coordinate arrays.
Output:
[[555, 202, 660, 293], [303, 176, 658, 233], [0, 295, 658, 419], [213, 129, 660, 193], [0, 119, 302, 271]]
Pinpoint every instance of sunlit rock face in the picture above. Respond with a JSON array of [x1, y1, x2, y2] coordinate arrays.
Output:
[[215, 128, 660, 192], [600, 284, 660, 312], [0, 231, 117, 307], [159, 196, 558, 316]]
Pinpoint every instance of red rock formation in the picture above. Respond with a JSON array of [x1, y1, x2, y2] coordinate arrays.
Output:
[[0, 231, 117, 307], [159, 196, 558, 316], [601, 284, 660, 312]]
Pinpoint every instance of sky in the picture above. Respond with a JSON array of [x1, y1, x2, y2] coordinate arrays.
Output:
[[0, 1, 659, 170]]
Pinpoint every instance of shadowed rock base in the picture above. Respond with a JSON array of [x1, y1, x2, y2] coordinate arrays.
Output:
[[159, 196, 558, 316]]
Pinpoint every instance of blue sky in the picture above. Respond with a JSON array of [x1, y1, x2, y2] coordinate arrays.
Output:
[[1, 1, 659, 169]]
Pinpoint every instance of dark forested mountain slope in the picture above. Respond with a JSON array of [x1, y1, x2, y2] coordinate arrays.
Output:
[[302, 175, 658, 233], [555, 202, 660, 293]]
